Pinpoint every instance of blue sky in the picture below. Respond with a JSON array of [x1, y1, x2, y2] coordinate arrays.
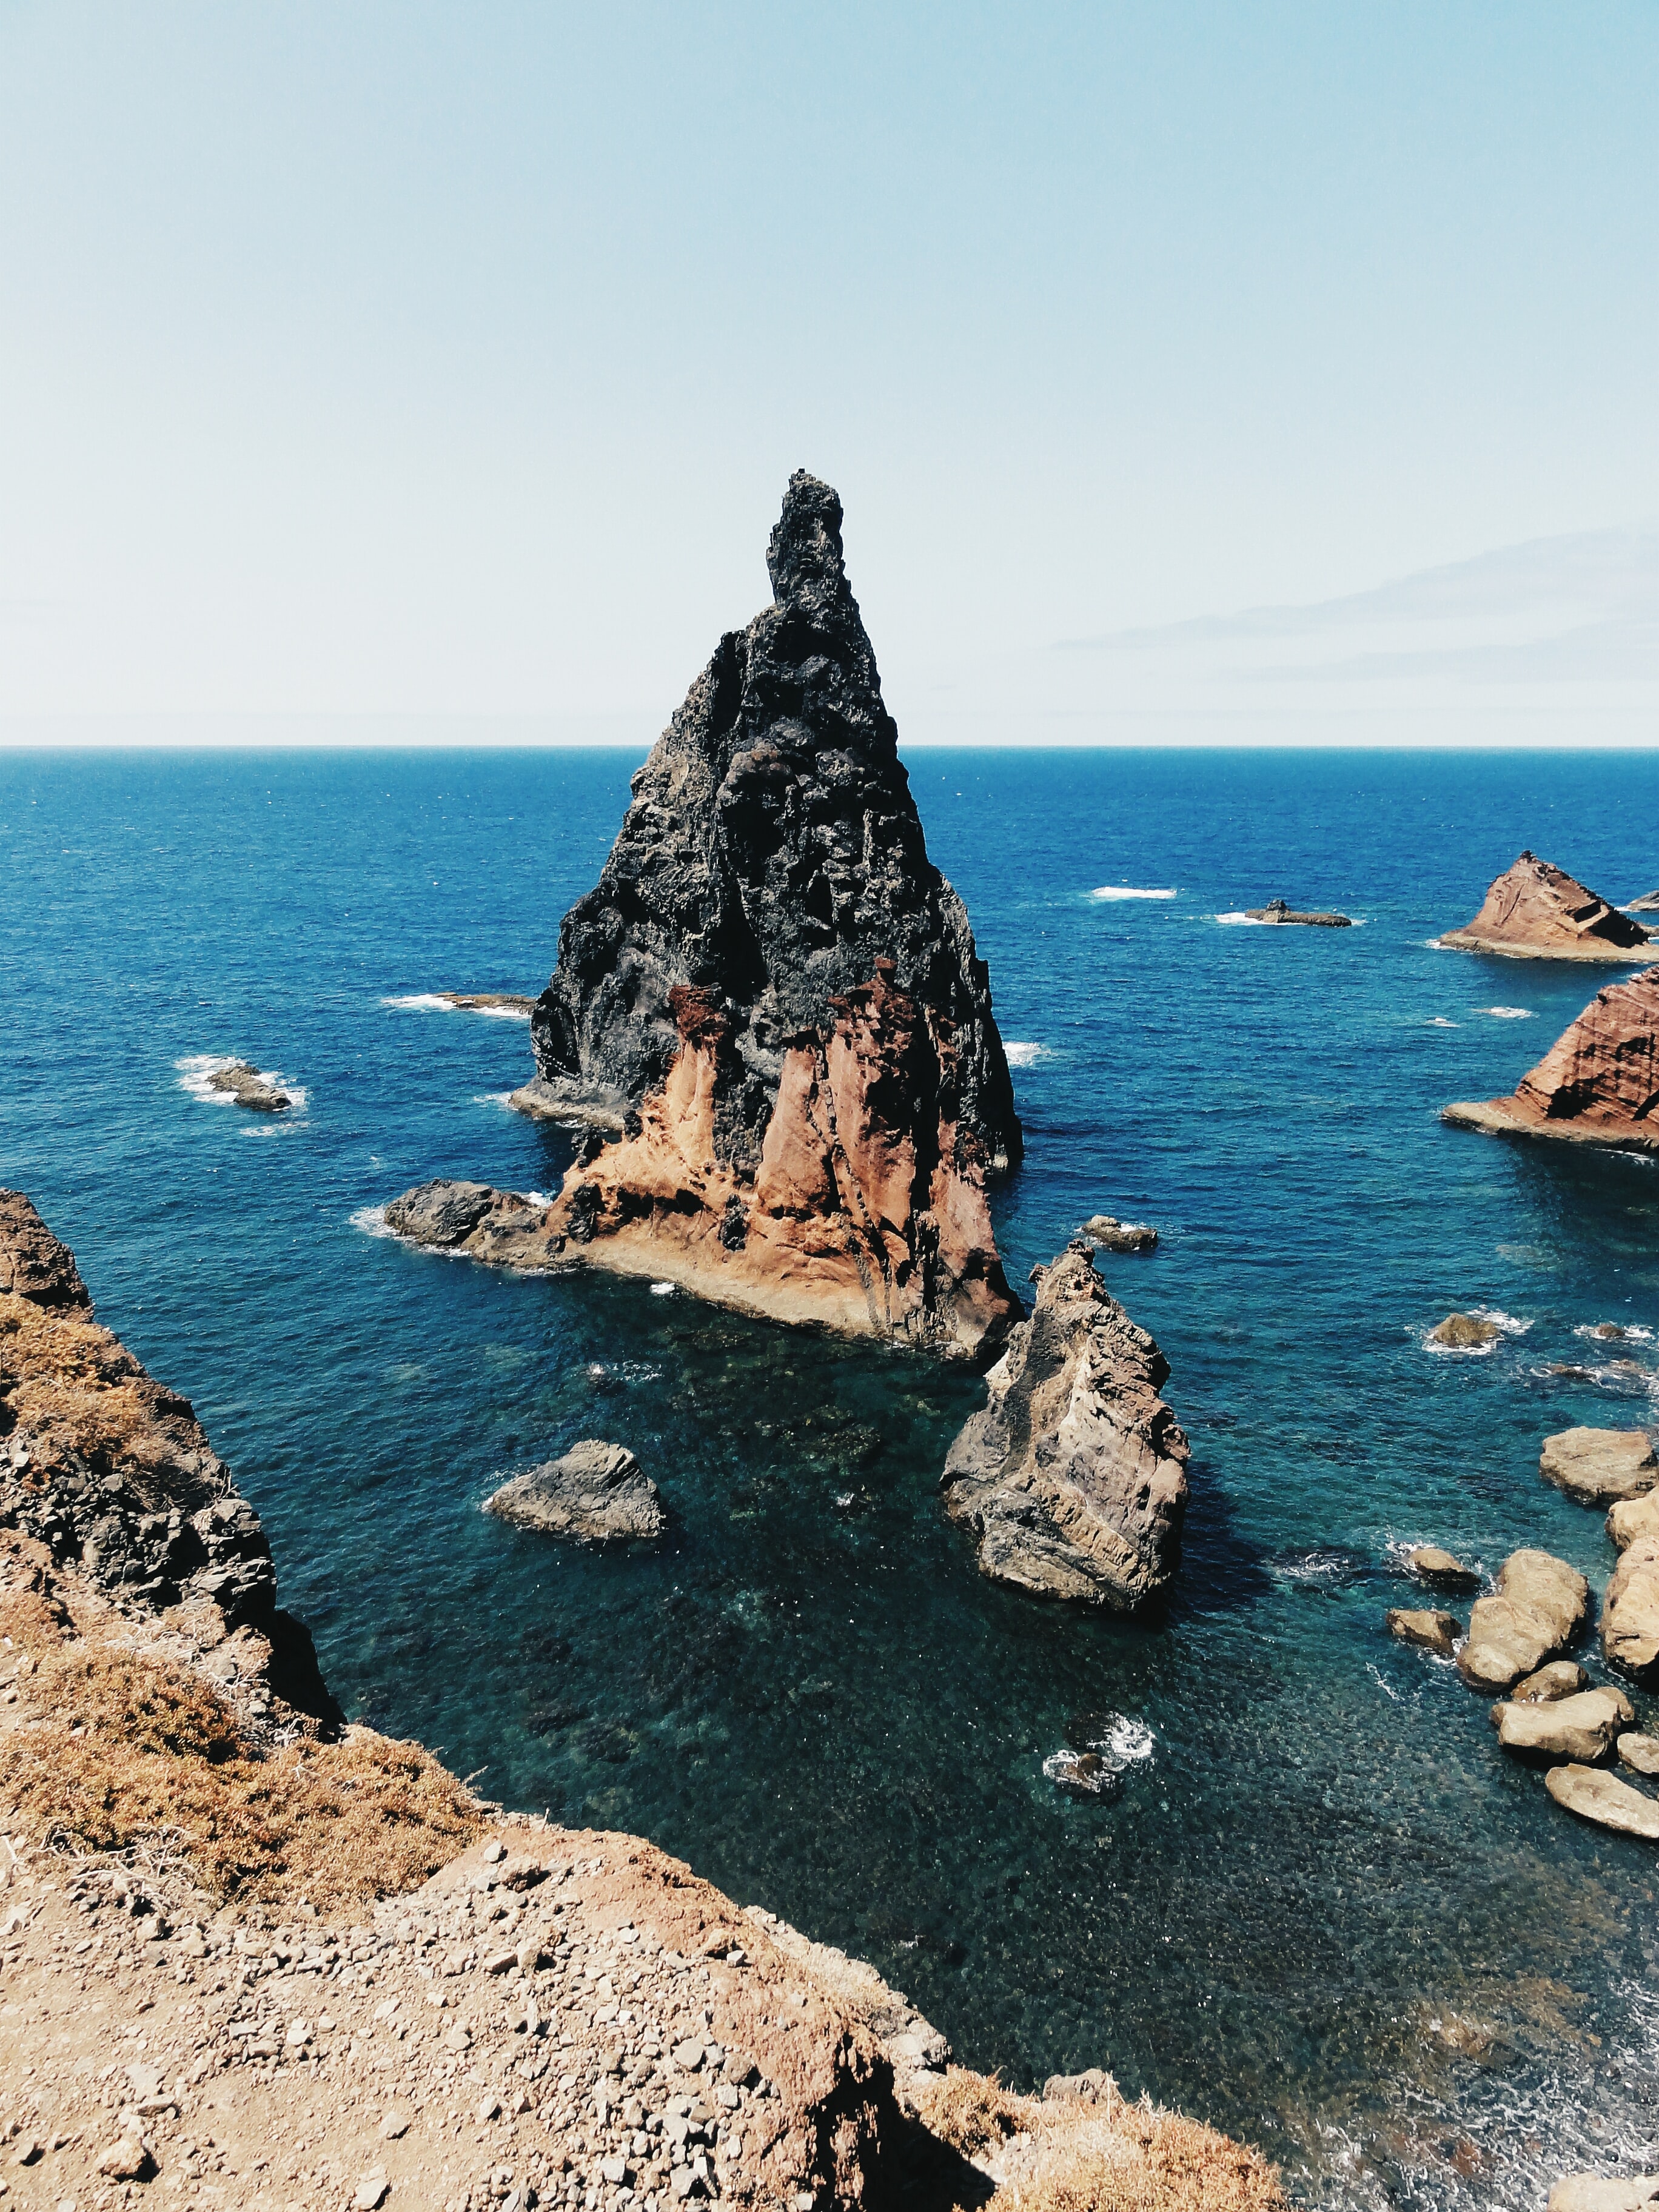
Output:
[[1, 2, 1655, 739]]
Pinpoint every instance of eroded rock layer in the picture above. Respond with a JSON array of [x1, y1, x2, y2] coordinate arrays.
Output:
[[1438, 851, 1651, 962], [1443, 965, 1659, 1154], [395, 962, 1022, 1358], [940, 1244, 1189, 1607]]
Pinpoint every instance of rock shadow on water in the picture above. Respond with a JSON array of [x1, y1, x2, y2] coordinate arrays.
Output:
[[1161, 1453, 1277, 1622]]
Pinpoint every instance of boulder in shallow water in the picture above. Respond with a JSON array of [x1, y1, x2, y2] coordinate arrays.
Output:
[[1540, 1426, 1657, 1504], [484, 1440, 665, 1546], [1387, 1608, 1460, 1656], [1491, 1686, 1633, 1763], [206, 1061, 291, 1111], [1406, 1544, 1482, 1592], [1438, 851, 1651, 962], [940, 1243, 1188, 1609], [1549, 2176, 1659, 2212], [1609, 1490, 1659, 1552], [1511, 1660, 1589, 1704], [1618, 1732, 1659, 1776], [1457, 1549, 1589, 1691], [1545, 1763, 1659, 1840], [1429, 1313, 1500, 1349], [1081, 1215, 1158, 1253], [384, 1179, 540, 1247], [1604, 1535, 1659, 1677]]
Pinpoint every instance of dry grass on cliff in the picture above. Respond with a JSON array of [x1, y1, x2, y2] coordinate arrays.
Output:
[[920, 2070, 1289, 2212], [0, 1584, 483, 1911]]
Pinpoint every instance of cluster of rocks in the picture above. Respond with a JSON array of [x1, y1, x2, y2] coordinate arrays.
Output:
[[1386, 1422, 1659, 1841], [940, 1243, 1188, 1610]]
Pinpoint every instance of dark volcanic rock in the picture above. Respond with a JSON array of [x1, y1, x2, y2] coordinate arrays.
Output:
[[940, 1243, 1188, 1607], [518, 471, 1020, 1178], [0, 1190, 335, 1722], [206, 1061, 292, 1111], [484, 1439, 665, 1546], [385, 1179, 517, 1247]]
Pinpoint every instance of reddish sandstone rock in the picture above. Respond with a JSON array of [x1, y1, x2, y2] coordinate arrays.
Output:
[[390, 965, 1021, 1359], [1438, 851, 1651, 962], [1443, 965, 1659, 1154]]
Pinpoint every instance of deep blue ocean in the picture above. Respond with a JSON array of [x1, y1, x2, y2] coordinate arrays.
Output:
[[4, 746, 1658, 2208]]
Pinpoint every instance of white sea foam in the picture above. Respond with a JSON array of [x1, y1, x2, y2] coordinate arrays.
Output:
[[649, 1281, 676, 1296], [1470, 1305, 1532, 1335], [1042, 1714, 1156, 1795], [381, 993, 455, 1013], [473, 1003, 532, 1021], [474, 1092, 517, 1110], [350, 1204, 395, 1239], [1574, 1321, 1655, 1346], [1367, 1664, 1404, 1703], [1426, 1016, 1460, 1028], [1004, 1042, 1047, 1068], [1480, 1005, 1534, 1020], [1214, 911, 1269, 926], [1090, 885, 1176, 901]]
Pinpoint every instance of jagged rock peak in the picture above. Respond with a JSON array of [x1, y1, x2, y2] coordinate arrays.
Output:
[[520, 471, 1021, 1181]]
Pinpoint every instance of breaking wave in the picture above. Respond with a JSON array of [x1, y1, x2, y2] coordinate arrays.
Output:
[[1044, 1714, 1156, 1795], [1480, 1006, 1534, 1020], [1090, 885, 1176, 902], [1004, 1042, 1048, 1068]]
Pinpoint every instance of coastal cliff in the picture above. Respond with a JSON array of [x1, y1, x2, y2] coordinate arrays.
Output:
[[0, 1193, 1285, 2211], [1436, 852, 1651, 963], [464, 473, 1022, 1359], [1443, 966, 1659, 1155]]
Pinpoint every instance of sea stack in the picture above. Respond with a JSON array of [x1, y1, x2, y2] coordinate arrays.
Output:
[[391, 475, 1023, 1359], [940, 1242, 1189, 1607], [1443, 965, 1659, 1155], [1436, 852, 1651, 963]]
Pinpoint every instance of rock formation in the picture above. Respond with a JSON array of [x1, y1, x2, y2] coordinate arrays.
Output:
[[1243, 899, 1352, 928], [1610, 1490, 1659, 1550], [1490, 1685, 1633, 1763], [1540, 1426, 1658, 1504], [1386, 1607, 1460, 1656], [1511, 1660, 1589, 1704], [1456, 1549, 1589, 1691], [1406, 1544, 1482, 1592], [1437, 852, 1652, 962], [1081, 1214, 1158, 1252], [940, 1243, 1188, 1609], [1428, 1312, 1500, 1349], [438, 991, 537, 1016], [0, 1190, 327, 1715], [484, 1439, 665, 1546], [1545, 1763, 1659, 1840], [1620, 1732, 1659, 1775], [460, 473, 1021, 1358], [206, 1062, 291, 1111], [1627, 890, 1659, 914], [1443, 965, 1659, 1154], [1604, 1535, 1659, 1677]]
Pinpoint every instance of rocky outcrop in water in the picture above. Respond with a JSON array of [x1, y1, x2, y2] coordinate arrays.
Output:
[[1443, 965, 1659, 1154], [1407, 1544, 1482, 1592], [1387, 1607, 1460, 1656], [483, 474, 1021, 1358], [1491, 1685, 1633, 1763], [1604, 1535, 1659, 1677], [0, 1189, 332, 1721], [206, 1061, 291, 1110], [1456, 1549, 1589, 1691], [1545, 1763, 1659, 1840], [1081, 1215, 1158, 1252], [1429, 1312, 1500, 1349], [1244, 899, 1352, 928], [940, 1243, 1188, 1608], [484, 1439, 665, 1546], [1438, 852, 1651, 962], [1540, 1426, 1657, 1504]]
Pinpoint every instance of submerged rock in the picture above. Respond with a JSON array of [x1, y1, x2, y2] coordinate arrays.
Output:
[[1437, 851, 1651, 963], [437, 991, 537, 1015], [939, 1244, 1188, 1609], [1545, 1763, 1659, 1840], [1443, 964, 1659, 1156], [1619, 1732, 1659, 1776], [1387, 1607, 1461, 1657], [206, 1061, 291, 1111], [1456, 1550, 1589, 1692], [1081, 1215, 1158, 1253], [1490, 1686, 1633, 1763], [1604, 1535, 1659, 1677], [1540, 1426, 1658, 1504], [1511, 1660, 1589, 1704], [1244, 899, 1352, 928], [1428, 1312, 1501, 1349], [1406, 1544, 1482, 1592], [484, 1441, 665, 1546]]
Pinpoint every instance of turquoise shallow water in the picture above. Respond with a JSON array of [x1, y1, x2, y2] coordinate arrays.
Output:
[[4, 746, 1659, 2207]]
